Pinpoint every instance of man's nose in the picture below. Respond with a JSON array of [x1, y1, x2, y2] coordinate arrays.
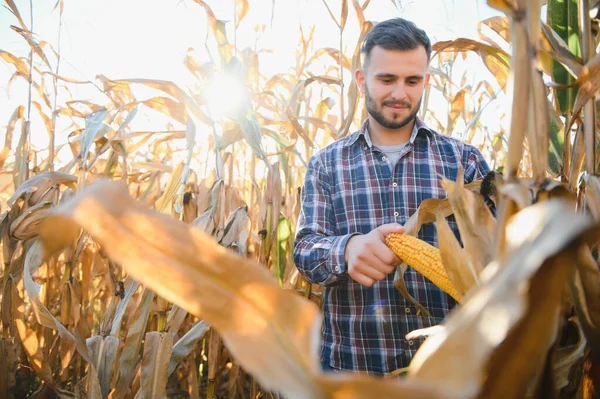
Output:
[[391, 83, 407, 101]]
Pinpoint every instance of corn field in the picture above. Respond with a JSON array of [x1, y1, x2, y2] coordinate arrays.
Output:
[[1, 0, 600, 397]]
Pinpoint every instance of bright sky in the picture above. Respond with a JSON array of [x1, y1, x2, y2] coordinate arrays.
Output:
[[0, 0, 503, 166]]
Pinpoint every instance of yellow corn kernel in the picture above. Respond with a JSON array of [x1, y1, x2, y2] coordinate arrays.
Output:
[[385, 233, 461, 302]]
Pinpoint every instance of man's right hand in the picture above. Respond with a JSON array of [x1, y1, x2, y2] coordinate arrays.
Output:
[[344, 223, 405, 287]]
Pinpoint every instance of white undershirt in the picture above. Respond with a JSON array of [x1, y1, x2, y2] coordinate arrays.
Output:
[[377, 142, 410, 169]]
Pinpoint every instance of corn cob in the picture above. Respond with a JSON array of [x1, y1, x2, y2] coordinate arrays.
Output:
[[385, 233, 462, 302]]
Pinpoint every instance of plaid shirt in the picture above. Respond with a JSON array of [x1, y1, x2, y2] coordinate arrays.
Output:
[[293, 118, 490, 374]]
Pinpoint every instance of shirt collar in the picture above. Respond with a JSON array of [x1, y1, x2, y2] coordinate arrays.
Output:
[[345, 117, 434, 148]]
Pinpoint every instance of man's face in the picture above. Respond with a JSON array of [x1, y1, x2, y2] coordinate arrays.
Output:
[[355, 45, 430, 130]]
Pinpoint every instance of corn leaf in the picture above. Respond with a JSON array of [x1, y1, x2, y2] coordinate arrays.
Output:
[[479, 249, 572, 397], [432, 39, 510, 88], [4, 0, 27, 30], [8, 171, 77, 206], [0, 51, 30, 82], [23, 240, 102, 397], [435, 209, 478, 298], [86, 335, 119, 398], [140, 332, 172, 399], [236, 0, 249, 28], [168, 320, 210, 376], [0, 106, 24, 170], [38, 181, 323, 399], [440, 169, 495, 273], [408, 200, 600, 397]]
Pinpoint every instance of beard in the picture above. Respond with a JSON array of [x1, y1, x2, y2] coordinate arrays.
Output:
[[365, 85, 421, 130]]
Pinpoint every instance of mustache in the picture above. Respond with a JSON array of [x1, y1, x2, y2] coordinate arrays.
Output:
[[382, 100, 411, 107]]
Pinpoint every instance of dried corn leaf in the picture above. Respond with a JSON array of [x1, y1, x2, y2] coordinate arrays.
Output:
[[168, 320, 210, 376], [102, 77, 210, 123], [403, 179, 487, 236], [9, 201, 52, 240], [4, 0, 27, 30], [553, 318, 586, 391], [448, 90, 466, 131], [435, 210, 478, 298], [155, 162, 184, 213], [9, 171, 77, 206], [0, 51, 30, 83], [80, 109, 111, 166], [585, 175, 600, 222], [487, 0, 517, 15], [131, 96, 187, 125], [109, 278, 141, 336], [87, 335, 119, 398], [112, 287, 155, 399], [236, 0, 248, 28], [165, 305, 188, 335], [571, 244, 600, 353], [340, 0, 348, 31], [528, 67, 550, 180], [304, 48, 352, 70], [14, 309, 55, 390], [297, 116, 339, 141], [33, 101, 52, 137], [432, 39, 510, 87], [218, 205, 250, 253], [13, 267, 72, 396], [140, 332, 172, 399], [39, 181, 322, 399], [568, 125, 585, 190], [440, 169, 495, 273], [479, 249, 572, 398], [234, 111, 269, 165], [408, 200, 600, 397], [480, 16, 510, 43], [10, 26, 52, 69], [194, 207, 217, 235], [0, 105, 24, 170], [23, 240, 102, 397]]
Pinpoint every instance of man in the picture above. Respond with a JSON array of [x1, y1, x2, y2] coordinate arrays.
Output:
[[293, 18, 491, 374]]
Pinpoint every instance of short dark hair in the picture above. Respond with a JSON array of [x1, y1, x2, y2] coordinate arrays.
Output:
[[361, 18, 432, 67]]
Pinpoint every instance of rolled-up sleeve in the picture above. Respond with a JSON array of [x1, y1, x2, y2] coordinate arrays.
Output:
[[293, 154, 356, 286]]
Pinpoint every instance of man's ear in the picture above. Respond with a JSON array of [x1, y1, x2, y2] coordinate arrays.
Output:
[[354, 68, 366, 95], [424, 72, 431, 87]]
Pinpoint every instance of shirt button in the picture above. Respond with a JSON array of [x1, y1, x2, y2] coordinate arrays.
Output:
[[405, 307, 411, 313], [394, 211, 399, 217], [382, 156, 387, 161], [392, 182, 398, 187], [364, 146, 368, 150], [408, 340, 414, 346]]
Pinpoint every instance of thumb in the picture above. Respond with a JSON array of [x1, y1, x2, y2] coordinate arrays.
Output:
[[376, 223, 405, 237]]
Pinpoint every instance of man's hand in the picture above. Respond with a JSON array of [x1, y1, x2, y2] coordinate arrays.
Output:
[[344, 223, 404, 287]]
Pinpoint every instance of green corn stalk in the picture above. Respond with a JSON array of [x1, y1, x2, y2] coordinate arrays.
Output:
[[547, 0, 581, 178], [547, 0, 581, 115]]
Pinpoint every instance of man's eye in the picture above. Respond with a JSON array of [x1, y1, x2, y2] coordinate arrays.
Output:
[[407, 80, 419, 85], [381, 79, 393, 84]]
